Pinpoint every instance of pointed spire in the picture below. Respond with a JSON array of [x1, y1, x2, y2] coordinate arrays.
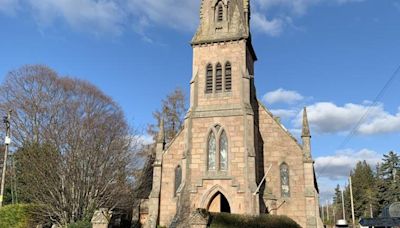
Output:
[[157, 118, 165, 144], [302, 107, 312, 161], [302, 107, 311, 138]]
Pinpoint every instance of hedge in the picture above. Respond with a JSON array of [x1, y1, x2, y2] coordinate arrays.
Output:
[[0, 204, 35, 228], [67, 220, 92, 228], [209, 213, 301, 228]]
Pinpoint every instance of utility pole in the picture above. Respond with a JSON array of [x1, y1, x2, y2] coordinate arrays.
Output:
[[0, 110, 11, 207], [370, 203, 373, 218], [341, 188, 346, 220], [349, 177, 356, 227], [333, 205, 336, 224], [326, 201, 330, 222]]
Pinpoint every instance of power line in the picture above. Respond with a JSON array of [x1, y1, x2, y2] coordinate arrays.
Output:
[[316, 63, 400, 181], [338, 64, 400, 149]]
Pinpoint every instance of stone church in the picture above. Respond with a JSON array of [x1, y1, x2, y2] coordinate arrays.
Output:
[[144, 0, 323, 227]]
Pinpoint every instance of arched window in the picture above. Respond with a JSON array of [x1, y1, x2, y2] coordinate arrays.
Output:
[[225, 62, 232, 91], [207, 126, 229, 171], [206, 64, 213, 93], [280, 163, 290, 197], [208, 132, 217, 170], [215, 63, 223, 92], [219, 131, 228, 171], [217, 4, 224, 22], [174, 165, 182, 196]]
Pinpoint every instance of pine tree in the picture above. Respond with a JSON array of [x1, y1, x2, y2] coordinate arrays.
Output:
[[380, 151, 400, 182], [350, 161, 376, 219], [333, 184, 344, 220], [341, 161, 377, 223], [376, 151, 400, 214]]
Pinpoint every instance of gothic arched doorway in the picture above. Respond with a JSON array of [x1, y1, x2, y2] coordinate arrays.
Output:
[[207, 191, 231, 213]]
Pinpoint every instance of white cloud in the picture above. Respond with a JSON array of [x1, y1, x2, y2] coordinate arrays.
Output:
[[28, 0, 125, 35], [294, 102, 400, 135], [0, 0, 19, 15], [2, 0, 369, 37], [263, 88, 304, 104], [252, 12, 284, 36], [127, 0, 199, 31], [299, 102, 378, 133], [317, 180, 336, 203], [254, 0, 320, 16], [358, 109, 400, 135], [315, 148, 382, 180], [137, 134, 154, 145], [252, 0, 367, 36]]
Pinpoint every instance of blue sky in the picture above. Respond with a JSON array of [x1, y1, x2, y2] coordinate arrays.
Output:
[[0, 0, 399, 202]]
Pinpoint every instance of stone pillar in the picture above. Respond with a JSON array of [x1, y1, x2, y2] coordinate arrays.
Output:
[[304, 161, 318, 228], [302, 107, 323, 228], [189, 209, 210, 228], [91, 208, 112, 228], [146, 120, 165, 228]]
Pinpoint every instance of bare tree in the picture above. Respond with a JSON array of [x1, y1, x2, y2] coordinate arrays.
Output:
[[147, 88, 186, 143], [0, 65, 141, 225]]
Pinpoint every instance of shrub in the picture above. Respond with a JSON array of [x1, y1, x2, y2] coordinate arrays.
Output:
[[0, 204, 36, 228], [68, 220, 92, 228], [209, 213, 301, 228]]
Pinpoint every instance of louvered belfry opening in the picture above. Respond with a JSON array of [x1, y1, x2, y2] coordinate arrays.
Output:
[[206, 64, 213, 93], [216, 63, 223, 92], [217, 4, 223, 21], [225, 62, 232, 91]]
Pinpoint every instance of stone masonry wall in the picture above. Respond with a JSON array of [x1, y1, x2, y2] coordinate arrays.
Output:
[[192, 40, 246, 108], [258, 103, 308, 227], [159, 131, 185, 226], [188, 115, 250, 213]]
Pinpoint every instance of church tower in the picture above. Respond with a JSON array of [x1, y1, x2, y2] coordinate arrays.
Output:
[[145, 1, 323, 227], [186, 0, 261, 216]]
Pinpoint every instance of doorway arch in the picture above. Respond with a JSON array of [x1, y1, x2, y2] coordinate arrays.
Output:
[[207, 191, 231, 213]]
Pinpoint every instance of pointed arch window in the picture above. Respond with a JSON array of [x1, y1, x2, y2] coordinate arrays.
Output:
[[206, 64, 213, 93], [219, 131, 228, 171], [225, 62, 232, 91], [208, 132, 217, 170], [174, 165, 182, 196], [280, 163, 290, 197], [207, 125, 229, 172], [216, 63, 223, 92]]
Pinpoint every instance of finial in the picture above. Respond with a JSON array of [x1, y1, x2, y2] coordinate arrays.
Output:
[[157, 118, 165, 144], [302, 107, 311, 138]]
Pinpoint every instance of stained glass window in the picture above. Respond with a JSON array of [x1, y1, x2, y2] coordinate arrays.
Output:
[[280, 163, 290, 197], [220, 131, 228, 171], [208, 132, 216, 170]]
